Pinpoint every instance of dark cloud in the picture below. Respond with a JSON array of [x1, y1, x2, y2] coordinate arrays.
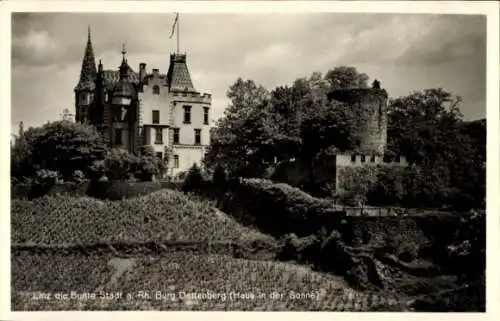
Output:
[[396, 15, 486, 66], [11, 12, 487, 133]]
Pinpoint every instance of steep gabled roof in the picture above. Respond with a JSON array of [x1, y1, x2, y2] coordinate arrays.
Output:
[[75, 26, 97, 91], [166, 54, 195, 92]]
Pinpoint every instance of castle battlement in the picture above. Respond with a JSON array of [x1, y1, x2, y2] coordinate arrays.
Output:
[[170, 91, 212, 103], [335, 153, 408, 167]]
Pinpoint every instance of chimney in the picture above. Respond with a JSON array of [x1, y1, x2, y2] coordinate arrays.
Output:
[[139, 63, 147, 82], [152, 68, 159, 78]]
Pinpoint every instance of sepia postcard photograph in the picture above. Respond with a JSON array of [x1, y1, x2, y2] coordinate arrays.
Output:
[[1, 0, 499, 319]]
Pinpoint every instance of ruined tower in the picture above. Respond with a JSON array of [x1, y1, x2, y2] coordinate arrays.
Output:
[[327, 82, 388, 156]]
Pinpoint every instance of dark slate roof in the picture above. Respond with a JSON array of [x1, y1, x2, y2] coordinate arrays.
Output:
[[75, 28, 97, 91], [76, 79, 96, 91], [102, 68, 138, 91], [113, 81, 136, 98], [166, 54, 195, 92]]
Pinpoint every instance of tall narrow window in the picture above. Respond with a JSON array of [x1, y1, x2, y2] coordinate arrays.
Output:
[[361, 155, 366, 163], [203, 107, 209, 125], [195, 129, 201, 145], [153, 85, 160, 95], [156, 152, 163, 160], [351, 154, 356, 163], [183, 106, 191, 124], [152, 110, 160, 124], [174, 155, 179, 168], [173, 128, 180, 144], [114, 128, 122, 145], [155, 128, 163, 144]]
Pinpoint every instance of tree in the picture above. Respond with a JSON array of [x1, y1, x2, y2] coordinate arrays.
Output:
[[204, 79, 275, 176], [324, 66, 369, 90], [11, 121, 30, 181], [300, 100, 358, 159], [11, 120, 106, 181], [387, 88, 485, 209], [226, 78, 269, 114], [205, 69, 367, 179]]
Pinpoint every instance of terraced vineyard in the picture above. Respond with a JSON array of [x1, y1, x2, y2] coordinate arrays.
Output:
[[11, 251, 409, 311], [11, 190, 274, 245], [11, 187, 484, 311]]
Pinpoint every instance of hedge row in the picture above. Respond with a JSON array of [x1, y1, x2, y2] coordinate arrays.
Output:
[[220, 178, 345, 237], [11, 181, 165, 201]]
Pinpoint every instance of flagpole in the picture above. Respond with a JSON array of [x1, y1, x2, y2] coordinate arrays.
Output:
[[177, 13, 180, 55]]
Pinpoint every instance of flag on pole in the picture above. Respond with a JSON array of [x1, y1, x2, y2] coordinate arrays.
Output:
[[169, 13, 179, 39]]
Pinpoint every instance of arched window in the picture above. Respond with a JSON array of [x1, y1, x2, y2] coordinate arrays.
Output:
[[153, 85, 160, 95]]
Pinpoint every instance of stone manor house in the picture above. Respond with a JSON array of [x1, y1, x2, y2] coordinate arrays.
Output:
[[74, 27, 211, 177]]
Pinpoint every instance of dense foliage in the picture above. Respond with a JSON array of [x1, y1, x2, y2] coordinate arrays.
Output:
[[10, 121, 165, 183], [204, 67, 485, 210], [11, 120, 106, 181], [204, 67, 366, 177], [387, 89, 485, 209]]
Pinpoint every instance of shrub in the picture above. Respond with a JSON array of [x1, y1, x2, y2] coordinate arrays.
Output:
[[87, 160, 106, 181], [336, 167, 378, 206], [86, 180, 163, 201], [136, 156, 159, 181], [28, 170, 62, 200], [173, 170, 188, 182], [136, 145, 165, 181], [104, 149, 140, 181], [367, 166, 405, 206], [182, 163, 204, 193], [72, 170, 87, 183], [212, 164, 227, 192]]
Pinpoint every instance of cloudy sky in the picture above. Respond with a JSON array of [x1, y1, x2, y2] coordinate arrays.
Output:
[[11, 12, 486, 132]]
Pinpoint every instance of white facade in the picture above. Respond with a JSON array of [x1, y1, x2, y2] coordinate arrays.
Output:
[[138, 70, 212, 178]]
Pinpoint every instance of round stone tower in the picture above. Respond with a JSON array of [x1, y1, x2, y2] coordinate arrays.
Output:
[[327, 84, 388, 156]]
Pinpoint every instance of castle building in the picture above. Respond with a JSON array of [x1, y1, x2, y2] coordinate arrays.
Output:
[[326, 82, 407, 193], [74, 27, 211, 178]]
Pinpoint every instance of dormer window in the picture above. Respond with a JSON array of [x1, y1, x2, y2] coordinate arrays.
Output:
[[153, 85, 160, 95]]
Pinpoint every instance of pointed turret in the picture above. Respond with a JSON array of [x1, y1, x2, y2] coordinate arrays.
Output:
[[113, 44, 135, 101], [119, 43, 129, 81], [76, 25, 97, 91], [166, 53, 195, 92]]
